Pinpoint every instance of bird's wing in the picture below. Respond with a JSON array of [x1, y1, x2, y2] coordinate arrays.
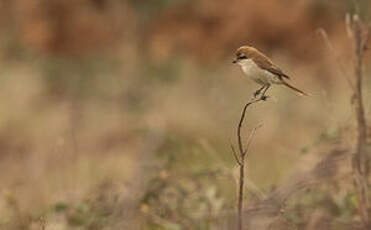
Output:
[[252, 53, 290, 79]]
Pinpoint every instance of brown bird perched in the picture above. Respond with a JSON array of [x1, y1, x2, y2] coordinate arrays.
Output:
[[233, 45, 308, 100]]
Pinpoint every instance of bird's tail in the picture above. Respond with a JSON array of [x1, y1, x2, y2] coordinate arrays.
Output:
[[281, 80, 309, 96]]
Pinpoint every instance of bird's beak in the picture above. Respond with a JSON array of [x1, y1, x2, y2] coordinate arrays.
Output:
[[232, 59, 237, 64]]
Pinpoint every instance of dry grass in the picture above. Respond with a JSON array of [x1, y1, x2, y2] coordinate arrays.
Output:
[[0, 1, 370, 230]]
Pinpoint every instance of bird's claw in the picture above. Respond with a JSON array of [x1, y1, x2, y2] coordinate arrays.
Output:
[[253, 91, 260, 98], [261, 95, 269, 101]]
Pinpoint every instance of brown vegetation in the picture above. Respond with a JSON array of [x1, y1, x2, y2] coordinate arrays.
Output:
[[0, 1, 370, 230]]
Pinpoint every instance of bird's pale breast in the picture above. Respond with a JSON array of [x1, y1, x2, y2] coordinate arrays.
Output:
[[240, 59, 281, 85]]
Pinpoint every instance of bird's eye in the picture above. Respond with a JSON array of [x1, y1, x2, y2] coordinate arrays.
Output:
[[238, 55, 247, 60]]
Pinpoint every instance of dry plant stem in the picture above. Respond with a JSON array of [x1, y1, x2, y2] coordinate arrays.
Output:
[[348, 11, 370, 227], [231, 97, 264, 230], [317, 28, 355, 91], [319, 7, 371, 227]]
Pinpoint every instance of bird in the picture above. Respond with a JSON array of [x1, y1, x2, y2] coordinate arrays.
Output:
[[232, 45, 308, 100]]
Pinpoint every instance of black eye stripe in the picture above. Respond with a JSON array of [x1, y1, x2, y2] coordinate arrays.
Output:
[[238, 55, 247, 60]]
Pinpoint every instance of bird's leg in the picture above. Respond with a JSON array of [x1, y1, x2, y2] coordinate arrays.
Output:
[[253, 85, 266, 98], [260, 85, 271, 101]]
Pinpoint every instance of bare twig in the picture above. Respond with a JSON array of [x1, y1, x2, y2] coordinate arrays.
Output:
[[231, 144, 242, 166], [346, 6, 371, 228], [231, 96, 265, 230], [244, 124, 262, 155], [236, 97, 264, 156], [318, 6, 370, 227]]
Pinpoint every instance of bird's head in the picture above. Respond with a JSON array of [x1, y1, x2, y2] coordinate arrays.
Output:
[[232, 45, 257, 66]]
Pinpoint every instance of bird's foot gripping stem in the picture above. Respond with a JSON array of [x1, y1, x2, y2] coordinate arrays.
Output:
[[253, 90, 261, 98], [260, 95, 269, 101], [253, 86, 265, 98], [253, 85, 270, 101]]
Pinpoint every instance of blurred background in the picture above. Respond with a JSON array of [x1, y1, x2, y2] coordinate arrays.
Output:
[[0, 0, 370, 229]]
